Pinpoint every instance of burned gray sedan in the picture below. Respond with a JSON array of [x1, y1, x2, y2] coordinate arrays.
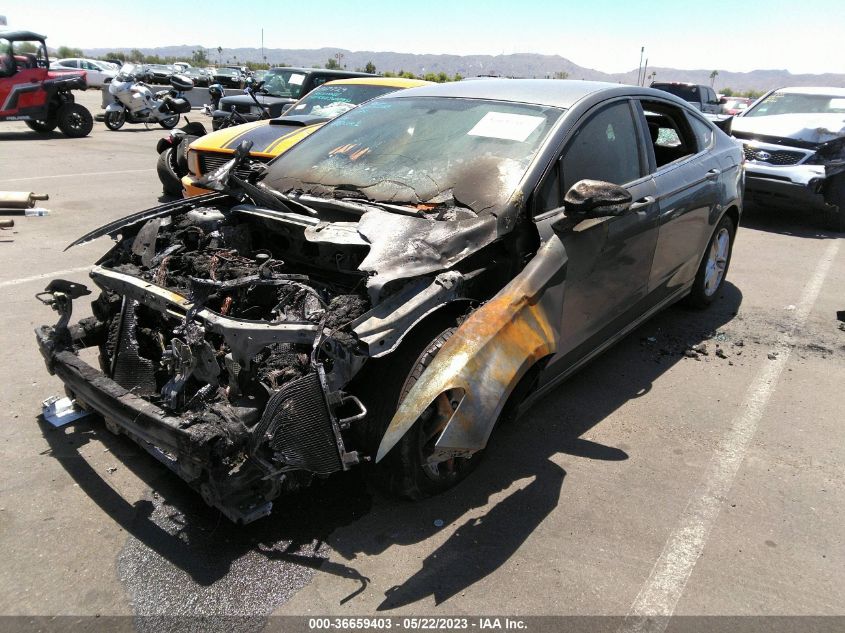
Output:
[[36, 80, 743, 523]]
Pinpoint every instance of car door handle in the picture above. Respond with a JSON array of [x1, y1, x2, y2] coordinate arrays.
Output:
[[706, 168, 721, 180], [630, 196, 655, 211]]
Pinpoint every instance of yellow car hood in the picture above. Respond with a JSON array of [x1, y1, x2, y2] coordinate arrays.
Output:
[[190, 119, 324, 159]]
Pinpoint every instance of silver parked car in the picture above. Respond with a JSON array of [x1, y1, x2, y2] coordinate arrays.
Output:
[[50, 58, 117, 87], [731, 86, 845, 231]]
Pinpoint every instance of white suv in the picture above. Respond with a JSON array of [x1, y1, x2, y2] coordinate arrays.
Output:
[[731, 86, 845, 231]]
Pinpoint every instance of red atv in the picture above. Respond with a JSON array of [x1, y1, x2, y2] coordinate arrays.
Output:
[[0, 30, 93, 137]]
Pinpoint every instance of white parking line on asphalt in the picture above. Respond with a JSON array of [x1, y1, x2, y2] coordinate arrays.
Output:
[[0, 168, 153, 184], [0, 266, 91, 289], [620, 238, 841, 633]]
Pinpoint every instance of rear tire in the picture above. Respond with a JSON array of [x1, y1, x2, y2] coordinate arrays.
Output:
[[686, 214, 736, 308], [157, 148, 182, 197], [104, 109, 126, 130], [26, 116, 58, 133], [159, 114, 180, 129], [57, 103, 93, 138]]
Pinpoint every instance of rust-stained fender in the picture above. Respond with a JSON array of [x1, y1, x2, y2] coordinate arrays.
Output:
[[376, 235, 567, 462]]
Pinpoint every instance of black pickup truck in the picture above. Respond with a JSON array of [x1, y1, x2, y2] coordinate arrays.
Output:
[[212, 67, 374, 129]]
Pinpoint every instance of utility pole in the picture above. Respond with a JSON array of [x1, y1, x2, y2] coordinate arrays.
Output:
[[335, 52, 344, 68], [637, 46, 644, 86], [261, 28, 264, 66], [642, 58, 648, 86]]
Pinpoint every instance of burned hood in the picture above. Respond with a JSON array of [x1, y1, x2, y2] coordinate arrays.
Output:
[[66, 195, 503, 303], [300, 207, 500, 301], [343, 209, 496, 293], [732, 113, 845, 147], [65, 194, 229, 250]]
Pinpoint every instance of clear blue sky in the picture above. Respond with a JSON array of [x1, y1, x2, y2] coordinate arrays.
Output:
[[6, 0, 844, 74]]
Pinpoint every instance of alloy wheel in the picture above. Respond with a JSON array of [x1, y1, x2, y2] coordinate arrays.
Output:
[[704, 227, 730, 296]]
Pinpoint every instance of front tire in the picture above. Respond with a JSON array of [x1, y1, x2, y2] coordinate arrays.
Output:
[[104, 109, 126, 130], [363, 321, 480, 499], [57, 103, 93, 138], [686, 214, 736, 308]]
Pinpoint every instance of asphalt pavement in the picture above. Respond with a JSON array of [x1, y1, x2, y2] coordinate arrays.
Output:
[[0, 90, 842, 631]]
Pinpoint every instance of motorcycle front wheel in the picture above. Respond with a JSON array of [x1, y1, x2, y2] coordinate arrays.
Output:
[[159, 114, 180, 129], [104, 109, 126, 131]]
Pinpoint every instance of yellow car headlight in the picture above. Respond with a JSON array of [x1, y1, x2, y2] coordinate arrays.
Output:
[[186, 148, 201, 176]]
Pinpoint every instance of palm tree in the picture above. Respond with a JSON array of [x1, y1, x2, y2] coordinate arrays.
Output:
[[710, 70, 719, 87]]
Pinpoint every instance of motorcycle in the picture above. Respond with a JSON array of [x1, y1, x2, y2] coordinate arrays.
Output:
[[104, 63, 193, 131], [209, 79, 272, 131]]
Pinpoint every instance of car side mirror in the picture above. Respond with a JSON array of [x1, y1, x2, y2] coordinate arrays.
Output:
[[563, 179, 632, 219]]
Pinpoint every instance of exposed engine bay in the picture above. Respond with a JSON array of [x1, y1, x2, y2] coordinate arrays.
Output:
[[36, 191, 529, 523]]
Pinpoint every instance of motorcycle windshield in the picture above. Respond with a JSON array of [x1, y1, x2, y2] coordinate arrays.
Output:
[[116, 63, 141, 81]]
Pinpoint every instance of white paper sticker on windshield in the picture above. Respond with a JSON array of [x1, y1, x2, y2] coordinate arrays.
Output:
[[288, 73, 305, 85], [468, 112, 545, 142], [294, 103, 307, 110]]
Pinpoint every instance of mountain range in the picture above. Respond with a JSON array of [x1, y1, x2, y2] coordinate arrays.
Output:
[[83, 45, 845, 92]]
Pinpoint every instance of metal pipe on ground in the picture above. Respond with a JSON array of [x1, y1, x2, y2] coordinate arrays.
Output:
[[0, 192, 49, 208]]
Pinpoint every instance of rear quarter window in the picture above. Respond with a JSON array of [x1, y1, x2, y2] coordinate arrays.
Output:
[[687, 115, 714, 149]]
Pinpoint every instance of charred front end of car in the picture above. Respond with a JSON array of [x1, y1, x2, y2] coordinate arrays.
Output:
[[34, 191, 524, 523], [36, 203, 377, 522]]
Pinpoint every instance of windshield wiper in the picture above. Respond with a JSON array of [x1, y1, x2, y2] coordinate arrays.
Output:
[[191, 141, 319, 216], [338, 195, 477, 220], [337, 197, 426, 217]]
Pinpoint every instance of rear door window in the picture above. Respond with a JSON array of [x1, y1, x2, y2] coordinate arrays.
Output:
[[640, 100, 700, 169]]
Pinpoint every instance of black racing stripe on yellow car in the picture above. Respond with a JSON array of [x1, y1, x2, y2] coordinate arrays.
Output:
[[221, 124, 302, 153], [264, 126, 314, 154], [220, 125, 262, 151]]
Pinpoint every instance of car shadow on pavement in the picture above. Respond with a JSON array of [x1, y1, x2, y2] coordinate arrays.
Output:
[[353, 284, 744, 610], [0, 131, 78, 141], [38, 415, 372, 583], [37, 282, 742, 614], [741, 203, 839, 239]]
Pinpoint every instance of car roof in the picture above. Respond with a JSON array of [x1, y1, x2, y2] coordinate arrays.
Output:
[[379, 78, 642, 109], [651, 82, 701, 87], [773, 86, 845, 97], [267, 67, 375, 78], [322, 77, 432, 88], [0, 30, 46, 41]]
